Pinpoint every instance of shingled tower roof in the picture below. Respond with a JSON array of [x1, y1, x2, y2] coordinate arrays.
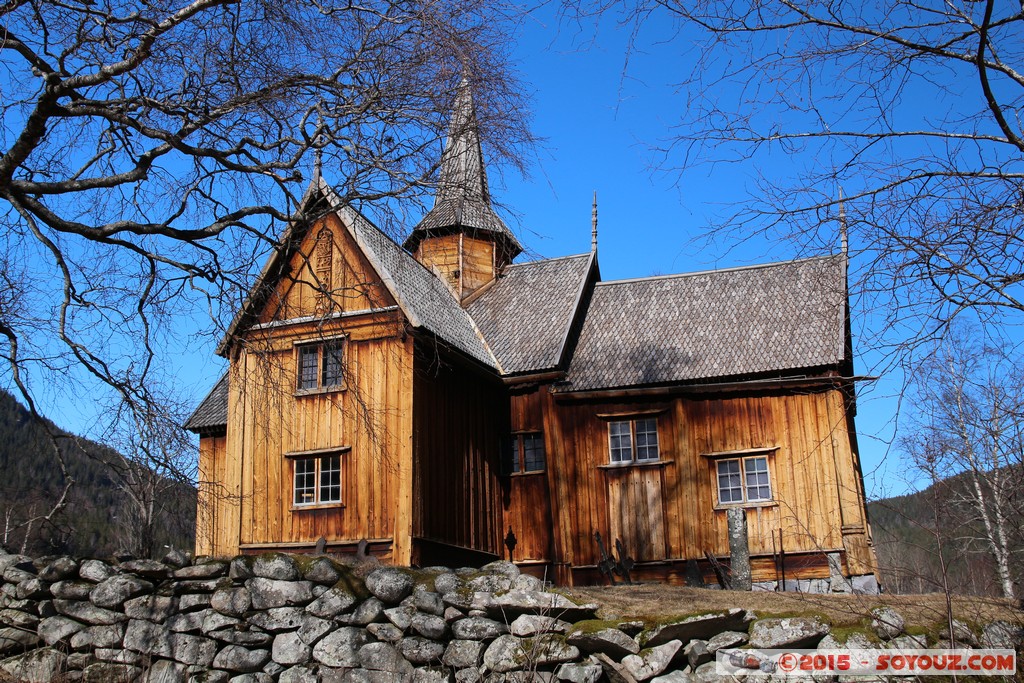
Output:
[[403, 78, 522, 257]]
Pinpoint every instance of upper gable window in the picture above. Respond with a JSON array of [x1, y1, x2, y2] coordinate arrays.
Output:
[[297, 340, 345, 392], [608, 418, 659, 463]]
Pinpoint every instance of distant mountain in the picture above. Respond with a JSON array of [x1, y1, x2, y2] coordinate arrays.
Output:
[[0, 389, 195, 558], [868, 471, 1022, 597]]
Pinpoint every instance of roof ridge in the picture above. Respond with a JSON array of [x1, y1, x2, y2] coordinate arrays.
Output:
[[596, 253, 841, 287], [505, 252, 592, 269]]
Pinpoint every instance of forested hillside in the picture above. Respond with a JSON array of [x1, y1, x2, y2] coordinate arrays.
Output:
[[868, 473, 1023, 597], [0, 390, 195, 558]]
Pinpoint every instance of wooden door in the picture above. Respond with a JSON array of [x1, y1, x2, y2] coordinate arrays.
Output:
[[606, 466, 667, 561]]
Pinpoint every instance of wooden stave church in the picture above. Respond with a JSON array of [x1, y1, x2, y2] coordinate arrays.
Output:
[[186, 79, 880, 589]]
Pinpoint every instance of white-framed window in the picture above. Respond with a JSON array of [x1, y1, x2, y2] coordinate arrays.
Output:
[[716, 456, 772, 504], [503, 433, 545, 474], [296, 340, 345, 391], [293, 453, 342, 506], [608, 418, 659, 463]]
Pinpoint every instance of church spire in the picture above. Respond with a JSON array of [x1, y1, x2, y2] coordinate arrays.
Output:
[[403, 76, 522, 259], [591, 191, 598, 253]]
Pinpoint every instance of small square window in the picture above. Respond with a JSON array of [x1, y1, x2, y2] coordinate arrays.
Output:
[[716, 456, 773, 505], [608, 418, 659, 464], [503, 433, 545, 474], [294, 453, 343, 506], [296, 340, 345, 392]]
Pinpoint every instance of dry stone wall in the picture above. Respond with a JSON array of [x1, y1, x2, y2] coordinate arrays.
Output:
[[0, 549, 1020, 683]]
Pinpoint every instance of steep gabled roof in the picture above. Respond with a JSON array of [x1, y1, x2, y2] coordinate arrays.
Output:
[[466, 253, 595, 374], [339, 204, 496, 368], [217, 177, 496, 368], [184, 373, 228, 432], [558, 254, 848, 392], [403, 78, 522, 257]]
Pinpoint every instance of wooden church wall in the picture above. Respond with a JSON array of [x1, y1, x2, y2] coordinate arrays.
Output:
[[538, 385, 874, 583], [411, 344, 507, 564]]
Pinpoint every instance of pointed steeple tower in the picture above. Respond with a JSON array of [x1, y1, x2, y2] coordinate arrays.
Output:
[[404, 76, 522, 301]]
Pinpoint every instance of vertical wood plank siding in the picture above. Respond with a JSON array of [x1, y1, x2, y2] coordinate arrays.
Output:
[[411, 345, 507, 560]]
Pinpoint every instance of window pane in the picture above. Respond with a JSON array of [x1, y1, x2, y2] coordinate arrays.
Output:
[[322, 342, 344, 387], [294, 458, 316, 505], [717, 460, 744, 503], [319, 454, 341, 503], [609, 421, 632, 463], [523, 434, 545, 472], [502, 437, 519, 475], [298, 346, 319, 390], [635, 418, 659, 460], [744, 457, 771, 501]]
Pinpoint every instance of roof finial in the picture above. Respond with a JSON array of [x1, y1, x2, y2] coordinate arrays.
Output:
[[838, 187, 848, 256], [313, 144, 323, 185], [591, 191, 598, 253]]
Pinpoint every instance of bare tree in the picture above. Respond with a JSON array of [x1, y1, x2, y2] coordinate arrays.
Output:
[[0, 0, 530, 545], [901, 327, 1024, 600], [562, 0, 1024, 360]]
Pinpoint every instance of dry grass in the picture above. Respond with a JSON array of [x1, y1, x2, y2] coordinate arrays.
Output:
[[564, 584, 1023, 631]]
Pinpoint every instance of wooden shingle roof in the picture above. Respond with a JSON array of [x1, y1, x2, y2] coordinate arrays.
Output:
[[558, 254, 848, 392], [466, 253, 595, 374], [184, 373, 228, 433]]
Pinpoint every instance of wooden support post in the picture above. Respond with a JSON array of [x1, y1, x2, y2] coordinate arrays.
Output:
[[727, 507, 752, 591]]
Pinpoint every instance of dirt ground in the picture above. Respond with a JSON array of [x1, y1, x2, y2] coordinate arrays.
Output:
[[564, 584, 1023, 631]]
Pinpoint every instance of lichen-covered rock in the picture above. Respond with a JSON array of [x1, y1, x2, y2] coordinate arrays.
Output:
[[566, 626, 639, 658], [870, 606, 905, 640], [480, 561, 520, 580], [483, 634, 580, 673], [247, 577, 313, 610], [53, 599, 125, 625], [119, 559, 171, 580], [468, 573, 513, 593], [343, 596, 385, 625], [981, 620, 1024, 649], [37, 615, 85, 645], [90, 574, 153, 609], [510, 614, 572, 637], [940, 619, 978, 647], [302, 557, 342, 585], [123, 618, 173, 657], [622, 641, 683, 681], [748, 617, 829, 649], [50, 579, 93, 601], [555, 662, 603, 683], [359, 641, 414, 674], [399, 636, 446, 665], [312, 626, 370, 667], [172, 632, 219, 666], [279, 666, 318, 683], [434, 573, 463, 596], [0, 626, 41, 655], [684, 639, 711, 669], [413, 589, 445, 617], [212, 644, 270, 672], [143, 659, 188, 683], [124, 593, 177, 621], [643, 609, 751, 647], [452, 616, 509, 640], [0, 646, 66, 683], [411, 612, 447, 640], [706, 630, 747, 653], [487, 590, 598, 622], [368, 622, 404, 643], [82, 661, 141, 683], [212, 586, 251, 617], [253, 554, 300, 581], [0, 608, 37, 630], [247, 607, 306, 632], [365, 567, 414, 605], [69, 622, 124, 649], [443, 638, 485, 668], [273, 631, 313, 666], [173, 562, 229, 580], [384, 604, 417, 630], [306, 585, 357, 619]]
